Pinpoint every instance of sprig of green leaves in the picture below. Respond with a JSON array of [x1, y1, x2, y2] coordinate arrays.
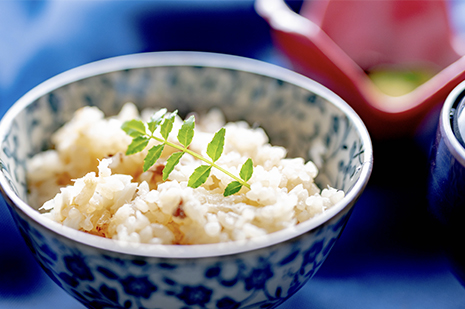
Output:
[[121, 110, 253, 196]]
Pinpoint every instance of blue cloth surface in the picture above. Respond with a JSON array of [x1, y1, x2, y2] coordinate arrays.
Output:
[[1, 1, 465, 308]]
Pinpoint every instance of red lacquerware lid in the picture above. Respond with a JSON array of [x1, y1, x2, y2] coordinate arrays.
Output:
[[256, 0, 465, 139]]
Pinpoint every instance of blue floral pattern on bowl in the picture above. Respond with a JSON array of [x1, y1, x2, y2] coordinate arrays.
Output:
[[0, 52, 373, 309], [12, 206, 351, 309]]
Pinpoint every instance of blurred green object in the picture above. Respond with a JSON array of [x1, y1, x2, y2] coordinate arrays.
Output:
[[368, 67, 435, 97]]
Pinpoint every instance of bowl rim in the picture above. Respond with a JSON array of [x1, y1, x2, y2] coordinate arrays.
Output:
[[440, 79, 465, 166], [0, 51, 373, 258]]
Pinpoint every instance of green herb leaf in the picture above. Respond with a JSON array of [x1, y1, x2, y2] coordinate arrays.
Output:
[[239, 158, 253, 181], [177, 115, 195, 148], [147, 108, 167, 133], [188, 165, 212, 188], [126, 136, 149, 155], [224, 181, 242, 196], [122, 109, 254, 196], [121, 119, 146, 138], [160, 110, 178, 140], [163, 151, 183, 180], [143, 144, 165, 172], [206, 127, 225, 162]]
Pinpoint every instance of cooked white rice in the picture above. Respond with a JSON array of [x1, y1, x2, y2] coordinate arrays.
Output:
[[27, 103, 344, 245]]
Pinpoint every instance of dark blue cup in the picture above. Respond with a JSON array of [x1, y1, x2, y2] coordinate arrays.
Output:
[[428, 80, 465, 286]]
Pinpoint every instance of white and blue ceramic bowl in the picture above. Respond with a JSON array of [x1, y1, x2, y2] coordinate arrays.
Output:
[[0, 52, 373, 309]]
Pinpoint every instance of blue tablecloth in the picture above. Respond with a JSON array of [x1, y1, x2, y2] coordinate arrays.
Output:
[[1, 1, 465, 308]]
